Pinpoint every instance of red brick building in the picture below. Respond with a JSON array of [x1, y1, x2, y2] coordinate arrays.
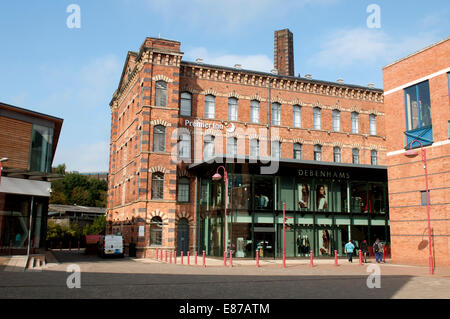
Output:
[[107, 30, 388, 259], [383, 37, 450, 267]]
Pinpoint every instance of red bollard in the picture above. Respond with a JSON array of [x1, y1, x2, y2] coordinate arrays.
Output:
[[160, 249, 163, 260], [202, 250, 206, 267], [256, 249, 260, 268], [165, 250, 168, 263], [174, 250, 177, 264], [156, 248, 159, 260], [170, 251, 172, 264], [60, 241, 62, 251], [359, 250, 363, 266], [224, 249, 227, 267], [334, 250, 338, 266], [195, 251, 198, 266], [229, 250, 233, 268], [187, 251, 190, 265], [181, 251, 184, 265], [310, 250, 313, 267], [383, 245, 386, 263]]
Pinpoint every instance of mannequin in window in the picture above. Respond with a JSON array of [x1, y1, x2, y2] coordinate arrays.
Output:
[[317, 185, 328, 211], [298, 184, 309, 209], [320, 230, 330, 255]]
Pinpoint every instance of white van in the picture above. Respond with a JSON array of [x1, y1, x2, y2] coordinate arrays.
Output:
[[98, 235, 124, 258]]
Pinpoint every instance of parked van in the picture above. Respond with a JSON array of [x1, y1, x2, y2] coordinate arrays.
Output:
[[98, 235, 124, 258]]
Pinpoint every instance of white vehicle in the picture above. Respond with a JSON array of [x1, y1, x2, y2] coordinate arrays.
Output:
[[98, 235, 124, 258]]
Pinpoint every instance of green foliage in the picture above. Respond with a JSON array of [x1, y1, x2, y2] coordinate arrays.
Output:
[[49, 165, 108, 207], [46, 220, 83, 242], [83, 215, 106, 235]]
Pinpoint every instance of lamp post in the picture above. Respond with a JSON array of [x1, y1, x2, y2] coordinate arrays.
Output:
[[405, 139, 433, 275], [212, 166, 228, 266]]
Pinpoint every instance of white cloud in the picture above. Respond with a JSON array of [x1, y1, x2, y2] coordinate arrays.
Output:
[[185, 47, 273, 72], [53, 141, 109, 173]]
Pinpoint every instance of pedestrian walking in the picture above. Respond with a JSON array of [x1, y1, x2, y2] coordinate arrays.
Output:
[[373, 238, 383, 263], [344, 240, 355, 263], [360, 240, 369, 263]]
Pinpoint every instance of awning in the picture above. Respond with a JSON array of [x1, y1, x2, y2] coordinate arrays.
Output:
[[0, 177, 51, 197]]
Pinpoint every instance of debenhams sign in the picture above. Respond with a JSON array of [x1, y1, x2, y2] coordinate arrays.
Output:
[[298, 169, 350, 179]]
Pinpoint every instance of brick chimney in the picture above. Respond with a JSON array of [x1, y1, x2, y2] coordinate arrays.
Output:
[[274, 29, 294, 76]]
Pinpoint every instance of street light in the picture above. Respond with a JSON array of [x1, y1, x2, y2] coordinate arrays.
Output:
[[404, 139, 433, 275], [212, 166, 228, 266]]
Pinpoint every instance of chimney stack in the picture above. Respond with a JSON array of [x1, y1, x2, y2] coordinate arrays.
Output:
[[274, 29, 294, 76]]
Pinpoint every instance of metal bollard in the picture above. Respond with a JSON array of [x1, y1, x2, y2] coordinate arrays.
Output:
[[359, 250, 363, 266], [202, 250, 206, 267], [310, 250, 313, 267], [195, 251, 198, 266], [187, 251, 190, 265], [334, 250, 338, 266], [256, 249, 260, 267], [181, 251, 184, 265], [229, 250, 233, 268]]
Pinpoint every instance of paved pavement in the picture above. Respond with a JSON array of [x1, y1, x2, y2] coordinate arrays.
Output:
[[0, 250, 449, 299]]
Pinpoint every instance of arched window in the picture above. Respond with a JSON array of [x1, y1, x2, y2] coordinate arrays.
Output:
[[178, 132, 191, 159], [227, 137, 237, 157], [371, 150, 378, 165], [293, 143, 302, 159], [228, 97, 238, 121], [153, 125, 166, 152], [351, 112, 359, 134], [177, 177, 190, 202], [205, 95, 215, 119], [272, 102, 281, 126], [332, 110, 340, 132], [333, 146, 341, 163], [151, 172, 164, 199], [180, 92, 192, 116], [155, 81, 168, 107], [250, 100, 260, 123], [250, 139, 259, 158], [313, 107, 321, 130], [293, 105, 301, 128], [314, 144, 322, 161], [352, 148, 360, 164], [369, 114, 377, 135], [150, 216, 163, 246], [204, 135, 215, 158]]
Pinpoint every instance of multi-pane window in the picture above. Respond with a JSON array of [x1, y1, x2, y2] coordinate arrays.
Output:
[[313, 107, 321, 130], [404, 80, 431, 131], [153, 125, 166, 152], [421, 190, 430, 206], [369, 114, 377, 135], [333, 146, 341, 163], [293, 105, 301, 128], [272, 141, 281, 158], [272, 103, 281, 126], [250, 100, 260, 123], [150, 216, 163, 245], [351, 112, 359, 134], [155, 81, 168, 107], [151, 172, 164, 200], [204, 135, 215, 158], [30, 124, 54, 173], [227, 137, 237, 157], [205, 95, 215, 119], [332, 110, 340, 132], [228, 97, 238, 121], [293, 143, 302, 159], [371, 150, 378, 165], [180, 92, 192, 116], [177, 177, 190, 202], [178, 132, 191, 159], [352, 148, 360, 164], [250, 139, 259, 158], [314, 144, 322, 161]]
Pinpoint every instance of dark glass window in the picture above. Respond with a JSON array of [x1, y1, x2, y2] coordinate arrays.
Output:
[[272, 103, 281, 126], [180, 92, 192, 116], [177, 177, 190, 202], [150, 216, 163, 245], [369, 114, 377, 135], [404, 80, 431, 130], [151, 172, 164, 200], [178, 132, 191, 159], [293, 143, 302, 159], [314, 144, 322, 161], [351, 112, 359, 134], [155, 81, 168, 107], [371, 150, 378, 165], [421, 190, 430, 206], [293, 105, 301, 127], [333, 146, 341, 163], [153, 125, 166, 152], [313, 107, 321, 129], [228, 97, 238, 121], [30, 124, 54, 173], [332, 110, 340, 132], [250, 100, 260, 123], [352, 148, 360, 164]]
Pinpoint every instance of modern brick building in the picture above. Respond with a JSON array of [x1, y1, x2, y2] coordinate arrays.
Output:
[[383, 37, 450, 267], [107, 29, 389, 259]]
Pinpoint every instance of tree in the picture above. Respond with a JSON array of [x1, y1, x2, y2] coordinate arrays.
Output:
[[83, 215, 106, 235]]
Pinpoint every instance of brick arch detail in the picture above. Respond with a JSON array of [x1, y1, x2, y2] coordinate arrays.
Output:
[[249, 94, 262, 102], [175, 211, 194, 224], [180, 87, 195, 94], [152, 74, 173, 83], [270, 96, 284, 104], [149, 166, 168, 174], [177, 169, 191, 178], [291, 98, 303, 106], [150, 119, 172, 127], [227, 91, 241, 99], [293, 138, 304, 144], [146, 209, 169, 224], [203, 88, 218, 96]]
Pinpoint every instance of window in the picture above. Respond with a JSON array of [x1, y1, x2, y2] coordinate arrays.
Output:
[[250, 100, 260, 123], [293, 105, 301, 128], [332, 110, 340, 132], [155, 81, 168, 107], [177, 177, 190, 202], [272, 102, 281, 126], [180, 92, 192, 116], [204, 135, 215, 158], [178, 132, 191, 159], [404, 80, 431, 131], [153, 125, 166, 152], [313, 107, 321, 130], [352, 148, 360, 164], [150, 217, 163, 246], [30, 124, 54, 173], [420, 190, 430, 206], [314, 144, 322, 161], [293, 143, 302, 159], [151, 172, 164, 200], [228, 97, 238, 121], [369, 114, 377, 135], [250, 139, 259, 158], [272, 141, 281, 158], [333, 146, 341, 163], [351, 112, 359, 134], [371, 150, 378, 165], [227, 137, 237, 157], [205, 95, 215, 119]]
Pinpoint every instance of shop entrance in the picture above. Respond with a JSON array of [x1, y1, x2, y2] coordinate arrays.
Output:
[[254, 226, 275, 258], [177, 218, 189, 256]]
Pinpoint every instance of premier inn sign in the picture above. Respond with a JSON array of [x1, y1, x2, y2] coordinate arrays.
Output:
[[184, 119, 224, 130], [298, 169, 350, 179]]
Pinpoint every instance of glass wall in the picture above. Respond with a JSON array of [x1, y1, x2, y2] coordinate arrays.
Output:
[[29, 124, 54, 173]]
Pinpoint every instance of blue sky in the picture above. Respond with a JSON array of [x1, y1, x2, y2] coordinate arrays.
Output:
[[0, 0, 449, 172]]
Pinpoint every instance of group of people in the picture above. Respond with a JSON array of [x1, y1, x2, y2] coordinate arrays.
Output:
[[344, 238, 384, 263]]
